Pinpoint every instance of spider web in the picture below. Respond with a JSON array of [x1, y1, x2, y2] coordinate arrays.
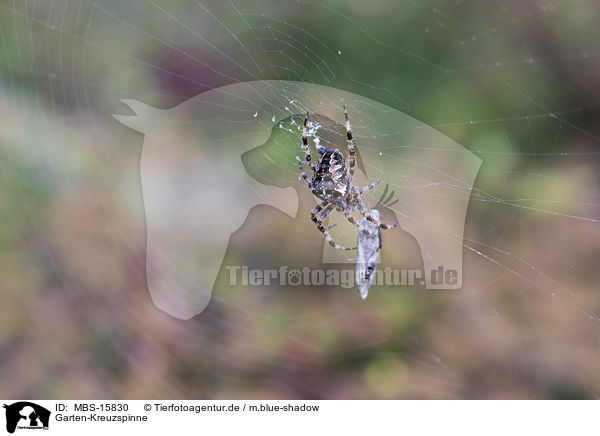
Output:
[[2, 0, 600, 399]]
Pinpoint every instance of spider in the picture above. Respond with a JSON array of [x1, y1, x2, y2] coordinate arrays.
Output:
[[296, 105, 398, 250]]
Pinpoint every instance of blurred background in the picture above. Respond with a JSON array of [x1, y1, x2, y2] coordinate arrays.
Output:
[[1, 0, 600, 399]]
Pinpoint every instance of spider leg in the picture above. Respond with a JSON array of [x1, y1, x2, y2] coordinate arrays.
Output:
[[317, 204, 335, 226], [318, 205, 333, 221], [343, 105, 356, 178], [342, 210, 375, 235], [353, 187, 399, 230], [296, 156, 313, 190], [358, 179, 382, 194], [311, 202, 356, 251], [302, 112, 316, 171]]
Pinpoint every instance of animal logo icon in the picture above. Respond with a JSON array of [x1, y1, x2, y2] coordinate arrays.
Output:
[[114, 80, 481, 319], [3, 402, 50, 433]]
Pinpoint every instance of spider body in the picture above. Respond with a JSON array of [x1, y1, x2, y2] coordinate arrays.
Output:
[[312, 148, 351, 210], [296, 106, 398, 250]]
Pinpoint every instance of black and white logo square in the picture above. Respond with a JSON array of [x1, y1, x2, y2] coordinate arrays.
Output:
[[3, 402, 50, 433]]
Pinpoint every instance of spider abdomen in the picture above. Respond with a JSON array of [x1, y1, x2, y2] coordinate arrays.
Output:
[[312, 148, 351, 206]]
